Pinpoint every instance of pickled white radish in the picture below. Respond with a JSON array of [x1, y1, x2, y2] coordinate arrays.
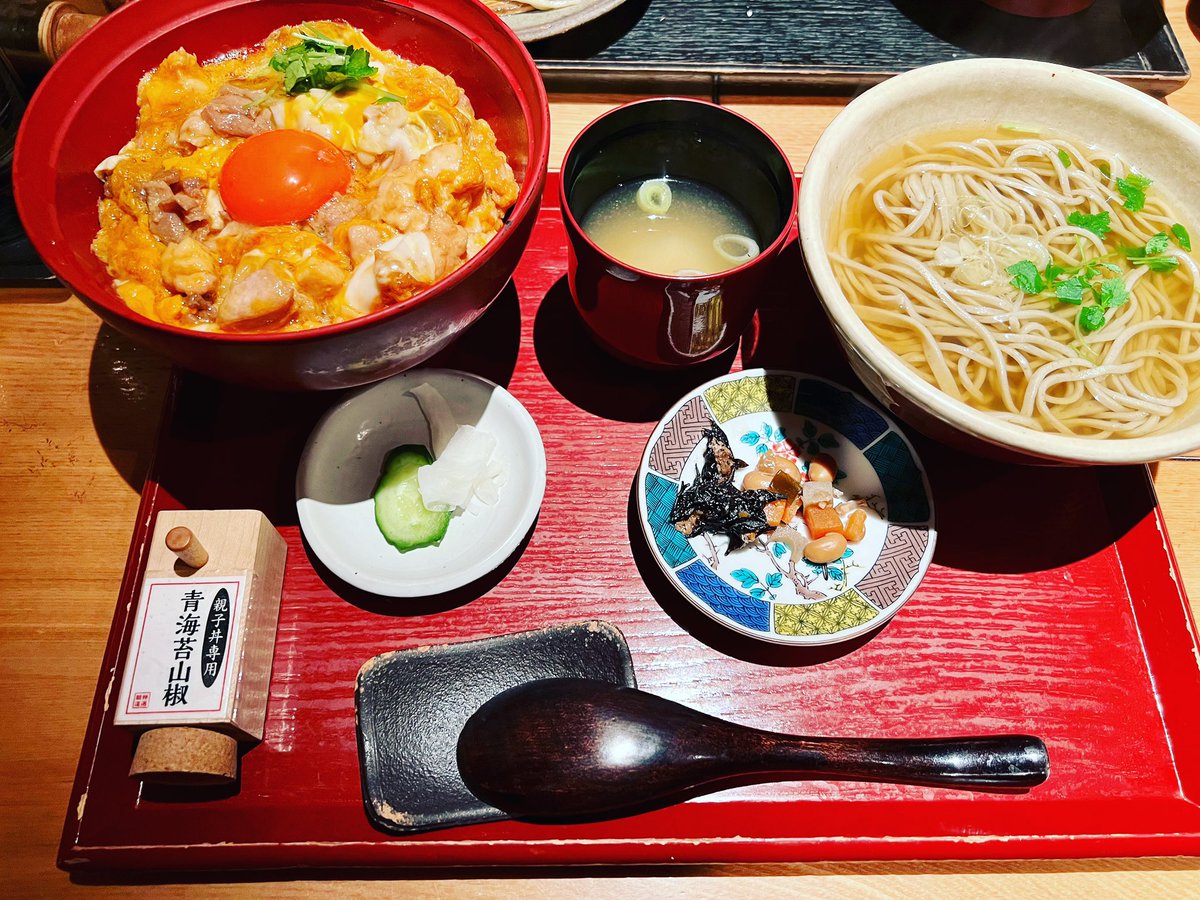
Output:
[[417, 425, 500, 512], [406, 382, 507, 514], [409, 382, 457, 457]]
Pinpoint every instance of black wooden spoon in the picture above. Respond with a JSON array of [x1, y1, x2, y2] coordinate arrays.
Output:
[[457, 678, 1049, 820]]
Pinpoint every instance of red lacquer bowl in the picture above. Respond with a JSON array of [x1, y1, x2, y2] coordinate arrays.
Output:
[[13, 0, 549, 391]]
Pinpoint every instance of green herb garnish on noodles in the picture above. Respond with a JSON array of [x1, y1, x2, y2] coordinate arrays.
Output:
[[1006, 260, 1045, 295], [1144, 232, 1171, 255], [1078, 305, 1106, 333], [1171, 223, 1192, 252], [1116, 172, 1152, 212], [1057, 149, 1072, 168], [1120, 233, 1181, 273], [1067, 210, 1111, 239], [1053, 276, 1087, 305], [1094, 276, 1129, 310], [269, 30, 404, 103]]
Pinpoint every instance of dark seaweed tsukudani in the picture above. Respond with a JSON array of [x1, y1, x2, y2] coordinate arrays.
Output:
[[669, 422, 783, 554]]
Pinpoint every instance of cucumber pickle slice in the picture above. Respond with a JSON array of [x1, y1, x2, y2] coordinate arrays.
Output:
[[373, 445, 451, 551]]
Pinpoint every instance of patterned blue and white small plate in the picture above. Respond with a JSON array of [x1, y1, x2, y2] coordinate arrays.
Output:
[[636, 369, 936, 646]]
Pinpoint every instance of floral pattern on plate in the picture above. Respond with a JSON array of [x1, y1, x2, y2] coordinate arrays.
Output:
[[637, 369, 937, 646]]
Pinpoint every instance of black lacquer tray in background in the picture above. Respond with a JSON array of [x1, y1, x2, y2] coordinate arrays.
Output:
[[529, 0, 1190, 97]]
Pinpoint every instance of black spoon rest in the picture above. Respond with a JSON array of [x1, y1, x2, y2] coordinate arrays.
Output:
[[354, 621, 636, 834]]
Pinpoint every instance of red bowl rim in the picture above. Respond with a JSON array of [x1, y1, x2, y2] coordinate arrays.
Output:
[[13, 0, 551, 345]]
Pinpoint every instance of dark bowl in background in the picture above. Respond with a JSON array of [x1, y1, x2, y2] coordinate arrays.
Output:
[[13, 0, 550, 390]]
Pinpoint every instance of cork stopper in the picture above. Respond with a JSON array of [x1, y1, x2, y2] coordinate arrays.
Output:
[[165, 526, 209, 570], [37, 2, 102, 62], [129, 726, 238, 785]]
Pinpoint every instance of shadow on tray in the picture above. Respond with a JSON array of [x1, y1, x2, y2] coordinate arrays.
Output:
[[890, 0, 1167, 68], [298, 517, 538, 618], [87, 324, 174, 492], [88, 281, 524, 516], [533, 274, 737, 423]]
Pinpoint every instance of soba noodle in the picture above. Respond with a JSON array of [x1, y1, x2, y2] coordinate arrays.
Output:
[[829, 128, 1200, 439]]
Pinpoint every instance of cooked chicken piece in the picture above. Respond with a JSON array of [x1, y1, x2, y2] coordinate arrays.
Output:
[[420, 142, 462, 179], [345, 223, 391, 266], [368, 166, 430, 234], [307, 194, 365, 242], [141, 170, 215, 242], [181, 291, 216, 325], [160, 236, 218, 296], [425, 210, 469, 273], [374, 215, 468, 305], [142, 177, 186, 242], [359, 104, 423, 162], [178, 110, 215, 148], [375, 232, 438, 294], [295, 253, 349, 302], [218, 265, 294, 327], [201, 85, 273, 137]]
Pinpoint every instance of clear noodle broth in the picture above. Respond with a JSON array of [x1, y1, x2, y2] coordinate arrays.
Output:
[[581, 176, 760, 276], [828, 126, 1200, 439]]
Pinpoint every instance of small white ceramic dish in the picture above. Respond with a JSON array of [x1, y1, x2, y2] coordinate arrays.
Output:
[[297, 369, 546, 597], [799, 57, 1200, 465], [636, 369, 936, 646]]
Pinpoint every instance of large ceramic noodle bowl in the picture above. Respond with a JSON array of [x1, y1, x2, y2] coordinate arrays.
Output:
[[799, 59, 1200, 464], [14, 0, 549, 390]]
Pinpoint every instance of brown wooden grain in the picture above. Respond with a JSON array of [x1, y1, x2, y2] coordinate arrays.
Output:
[[4, 2, 1200, 894]]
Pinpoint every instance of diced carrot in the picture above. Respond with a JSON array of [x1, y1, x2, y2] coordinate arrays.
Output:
[[765, 499, 787, 527], [804, 503, 844, 538], [844, 508, 867, 542]]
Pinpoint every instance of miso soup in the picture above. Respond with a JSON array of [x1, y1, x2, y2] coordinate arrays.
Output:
[[580, 176, 760, 276]]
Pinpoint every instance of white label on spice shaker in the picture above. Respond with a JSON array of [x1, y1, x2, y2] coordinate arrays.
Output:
[[114, 577, 247, 727]]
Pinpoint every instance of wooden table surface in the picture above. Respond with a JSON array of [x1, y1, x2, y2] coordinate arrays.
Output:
[[5, 3, 1200, 896]]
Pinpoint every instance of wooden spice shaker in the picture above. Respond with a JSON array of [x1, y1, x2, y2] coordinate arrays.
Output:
[[113, 510, 287, 785]]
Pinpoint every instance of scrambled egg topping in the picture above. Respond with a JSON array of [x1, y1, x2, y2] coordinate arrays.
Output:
[[92, 21, 519, 332]]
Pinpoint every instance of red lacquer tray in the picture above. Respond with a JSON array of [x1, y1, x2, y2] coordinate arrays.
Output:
[[60, 175, 1200, 872]]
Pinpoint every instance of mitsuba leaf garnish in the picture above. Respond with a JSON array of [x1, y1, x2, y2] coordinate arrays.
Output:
[[1144, 232, 1171, 255], [1057, 149, 1072, 168], [1006, 260, 1045, 295], [1067, 210, 1111, 239], [1054, 276, 1086, 305], [1116, 172, 1152, 212], [269, 30, 404, 103], [1140, 256, 1181, 273], [1120, 232, 1180, 273], [1171, 223, 1192, 252], [1079, 305, 1106, 333], [1094, 276, 1129, 310]]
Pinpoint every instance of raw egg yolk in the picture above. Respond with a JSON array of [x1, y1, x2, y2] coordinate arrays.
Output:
[[219, 129, 353, 226]]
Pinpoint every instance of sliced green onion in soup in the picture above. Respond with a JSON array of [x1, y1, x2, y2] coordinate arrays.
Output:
[[636, 179, 672, 215], [713, 233, 760, 266]]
